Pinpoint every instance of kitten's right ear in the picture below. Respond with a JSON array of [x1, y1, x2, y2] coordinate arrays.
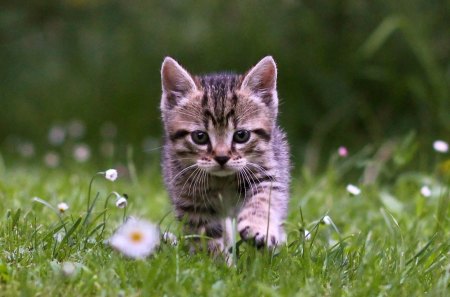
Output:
[[161, 57, 197, 110]]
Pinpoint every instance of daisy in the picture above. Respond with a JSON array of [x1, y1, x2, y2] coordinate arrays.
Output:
[[73, 144, 91, 162], [322, 215, 332, 225], [304, 229, 311, 240], [104, 169, 118, 181], [115, 196, 128, 208], [57, 202, 69, 213], [18, 142, 35, 158], [162, 231, 178, 245], [61, 262, 77, 277], [109, 218, 160, 259], [44, 152, 60, 168], [67, 119, 86, 139], [48, 125, 66, 146], [420, 185, 431, 197], [433, 140, 448, 153], [346, 184, 361, 196]]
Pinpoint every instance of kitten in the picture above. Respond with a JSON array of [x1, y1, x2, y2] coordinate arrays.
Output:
[[160, 56, 290, 253]]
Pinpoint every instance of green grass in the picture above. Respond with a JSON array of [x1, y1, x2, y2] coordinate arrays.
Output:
[[0, 147, 449, 297]]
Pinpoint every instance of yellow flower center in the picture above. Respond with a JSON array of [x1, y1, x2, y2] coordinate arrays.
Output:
[[130, 231, 143, 243]]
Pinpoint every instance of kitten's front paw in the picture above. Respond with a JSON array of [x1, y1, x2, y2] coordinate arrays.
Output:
[[237, 218, 283, 248]]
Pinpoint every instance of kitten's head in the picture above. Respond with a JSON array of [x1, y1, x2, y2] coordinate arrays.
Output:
[[161, 56, 279, 176]]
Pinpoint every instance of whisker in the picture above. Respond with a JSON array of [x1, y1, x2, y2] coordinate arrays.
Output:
[[244, 166, 260, 196], [240, 166, 256, 199], [188, 167, 202, 197], [168, 164, 197, 185], [200, 170, 210, 209], [247, 162, 276, 183], [179, 167, 200, 197], [235, 172, 244, 206]]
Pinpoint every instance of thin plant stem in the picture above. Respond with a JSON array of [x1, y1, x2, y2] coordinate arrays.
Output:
[[100, 193, 116, 236], [84, 172, 105, 227], [265, 181, 273, 250], [122, 206, 127, 223], [232, 217, 237, 267]]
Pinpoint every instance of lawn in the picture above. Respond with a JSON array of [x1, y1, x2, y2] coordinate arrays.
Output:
[[0, 143, 448, 296]]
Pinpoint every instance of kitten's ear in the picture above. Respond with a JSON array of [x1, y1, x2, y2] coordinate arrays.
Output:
[[241, 56, 278, 108], [161, 57, 197, 110]]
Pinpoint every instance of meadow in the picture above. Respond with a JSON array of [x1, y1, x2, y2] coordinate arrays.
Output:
[[0, 138, 448, 297], [1, 1, 449, 295]]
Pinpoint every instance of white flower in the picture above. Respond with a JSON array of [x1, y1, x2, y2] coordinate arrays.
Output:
[[18, 142, 35, 158], [304, 229, 311, 240], [162, 231, 178, 245], [346, 184, 361, 195], [48, 125, 66, 146], [338, 146, 348, 157], [433, 140, 448, 153], [57, 202, 69, 213], [61, 262, 77, 277], [44, 152, 60, 168], [116, 197, 128, 208], [109, 218, 160, 259], [54, 231, 64, 243], [73, 144, 91, 162], [105, 169, 118, 181], [323, 215, 332, 225], [420, 185, 432, 197]]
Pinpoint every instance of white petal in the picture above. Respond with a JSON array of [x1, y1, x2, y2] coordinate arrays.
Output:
[[346, 184, 361, 195], [109, 219, 160, 259], [420, 186, 431, 197], [323, 215, 332, 225], [162, 232, 178, 245], [57, 202, 69, 212], [115, 197, 128, 208], [61, 262, 76, 277], [433, 140, 448, 153], [304, 229, 311, 240], [73, 144, 91, 163], [105, 169, 118, 181]]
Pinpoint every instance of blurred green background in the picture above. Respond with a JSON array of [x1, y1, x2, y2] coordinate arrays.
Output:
[[1, 0, 449, 168]]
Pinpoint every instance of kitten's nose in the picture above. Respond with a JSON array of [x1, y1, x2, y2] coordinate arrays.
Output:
[[214, 156, 230, 166]]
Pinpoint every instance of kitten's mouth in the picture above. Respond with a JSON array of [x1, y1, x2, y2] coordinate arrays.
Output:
[[209, 169, 235, 177]]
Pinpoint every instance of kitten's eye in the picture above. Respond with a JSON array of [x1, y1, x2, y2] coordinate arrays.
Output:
[[191, 131, 209, 145], [233, 130, 250, 143]]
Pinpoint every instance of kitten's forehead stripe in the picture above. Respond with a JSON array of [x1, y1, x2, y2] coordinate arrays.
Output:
[[198, 73, 242, 130], [225, 109, 235, 128], [201, 92, 208, 107]]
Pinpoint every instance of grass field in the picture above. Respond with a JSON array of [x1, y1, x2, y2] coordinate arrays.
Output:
[[0, 144, 448, 296]]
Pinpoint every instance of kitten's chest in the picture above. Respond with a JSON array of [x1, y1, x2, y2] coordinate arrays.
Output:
[[207, 176, 242, 217]]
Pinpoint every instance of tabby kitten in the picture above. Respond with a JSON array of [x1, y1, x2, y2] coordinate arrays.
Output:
[[160, 56, 290, 252]]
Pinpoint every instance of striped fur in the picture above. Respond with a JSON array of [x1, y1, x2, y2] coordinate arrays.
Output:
[[160, 56, 290, 252]]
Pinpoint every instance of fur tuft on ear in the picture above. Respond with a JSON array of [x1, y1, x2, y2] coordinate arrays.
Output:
[[241, 56, 278, 108], [161, 57, 197, 110]]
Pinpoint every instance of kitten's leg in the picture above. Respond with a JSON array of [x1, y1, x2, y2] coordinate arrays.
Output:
[[181, 213, 226, 255], [237, 190, 286, 248], [206, 217, 237, 256], [205, 221, 225, 255]]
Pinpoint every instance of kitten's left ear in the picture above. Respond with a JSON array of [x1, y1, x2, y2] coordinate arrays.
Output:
[[241, 56, 278, 108]]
